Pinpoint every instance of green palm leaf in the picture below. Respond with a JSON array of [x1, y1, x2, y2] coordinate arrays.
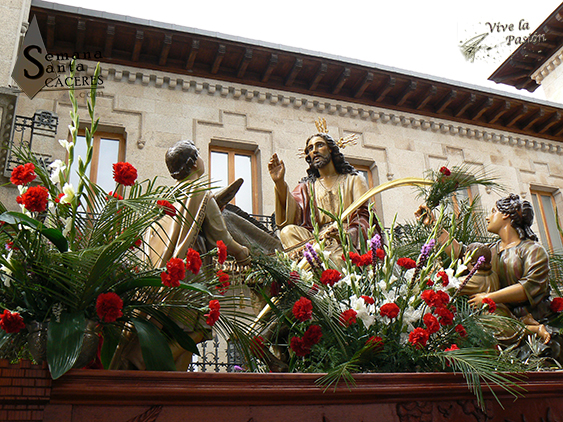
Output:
[[132, 317, 176, 371], [47, 312, 86, 379]]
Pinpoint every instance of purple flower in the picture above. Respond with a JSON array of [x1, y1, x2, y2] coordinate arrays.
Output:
[[233, 365, 244, 372], [370, 234, 381, 267], [410, 239, 436, 288], [420, 239, 436, 261], [455, 255, 487, 296], [303, 249, 316, 269], [305, 243, 323, 268]]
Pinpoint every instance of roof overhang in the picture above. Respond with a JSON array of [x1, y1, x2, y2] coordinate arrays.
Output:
[[30, 0, 563, 143], [489, 3, 563, 93]]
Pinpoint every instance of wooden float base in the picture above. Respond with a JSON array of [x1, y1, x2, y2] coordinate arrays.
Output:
[[2, 360, 563, 421]]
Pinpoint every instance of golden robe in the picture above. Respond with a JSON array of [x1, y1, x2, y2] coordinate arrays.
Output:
[[275, 173, 370, 250]]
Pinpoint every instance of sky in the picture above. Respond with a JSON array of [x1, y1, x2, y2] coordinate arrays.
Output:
[[50, 0, 563, 102]]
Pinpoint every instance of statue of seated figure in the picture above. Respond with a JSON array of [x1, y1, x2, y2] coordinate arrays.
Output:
[[145, 139, 251, 268]]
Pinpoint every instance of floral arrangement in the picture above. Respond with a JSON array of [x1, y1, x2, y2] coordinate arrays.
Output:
[[245, 170, 563, 408], [0, 63, 239, 378]]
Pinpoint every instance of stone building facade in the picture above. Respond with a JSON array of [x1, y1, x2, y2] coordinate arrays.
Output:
[[2, 0, 563, 251]]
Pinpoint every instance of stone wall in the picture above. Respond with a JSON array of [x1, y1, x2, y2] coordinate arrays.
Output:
[[9, 61, 563, 232]]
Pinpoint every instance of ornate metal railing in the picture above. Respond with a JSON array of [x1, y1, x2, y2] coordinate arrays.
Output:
[[249, 213, 276, 233], [187, 336, 244, 373], [4, 110, 58, 177]]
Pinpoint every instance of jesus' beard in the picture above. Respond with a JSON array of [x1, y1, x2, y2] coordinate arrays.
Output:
[[311, 153, 331, 169]]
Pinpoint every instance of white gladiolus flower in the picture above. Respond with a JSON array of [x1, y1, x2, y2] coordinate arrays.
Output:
[[402, 307, 423, 331], [444, 268, 461, 290], [1, 252, 13, 287], [60, 183, 75, 204], [348, 295, 375, 328], [63, 217, 73, 237], [59, 139, 72, 152], [455, 264, 468, 277], [49, 160, 66, 184]]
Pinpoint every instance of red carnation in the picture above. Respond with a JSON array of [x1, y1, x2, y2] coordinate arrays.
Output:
[[107, 191, 123, 200], [205, 300, 220, 326], [421, 289, 436, 307], [270, 281, 280, 297], [290, 336, 311, 357], [375, 248, 385, 260], [349, 251, 372, 267], [161, 272, 179, 287], [54, 192, 64, 204], [426, 279, 434, 287], [397, 257, 417, 269], [380, 302, 400, 319], [409, 327, 429, 349], [96, 292, 124, 323], [250, 335, 266, 358], [455, 324, 467, 338], [439, 166, 451, 176], [216, 269, 230, 295], [112, 162, 138, 186], [435, 290, 450, 307], [550, 297, 563, 313], [216, 240, 227, 264], [288, 271, 300, 287], [320, 269, 342, 287], [0, 309, 25, 333], [423, 313, 440, 334], [186, 248, 202, 275], [445, 344, 460, 352], [482, 297, 496, 313], [302, 324, 323, 346], [10, 163, 36, 185], [18, 186, 49, 213], [421, 289, 450, 308], [166, 257, 185, 282], [157, 199, 176, 217], [434, 306, 454, 326], [366, 336, 384, 351], [436, 271, 449, 287], [292, 297, 313, 322], [309, 283, 320, 295], [340, 309, 358, 327], [361, 295, 375, 305]]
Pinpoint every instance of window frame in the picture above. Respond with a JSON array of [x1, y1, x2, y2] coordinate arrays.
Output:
[[354, 164, 374, 189], [209, 146, 258, 214], [68, 130, 126, 187], [530, 189, 563, 252]]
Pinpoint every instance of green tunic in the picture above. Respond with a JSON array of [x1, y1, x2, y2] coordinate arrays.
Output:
[[489, 239, 550, 317]]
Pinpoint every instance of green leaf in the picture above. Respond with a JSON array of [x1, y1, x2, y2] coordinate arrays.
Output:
[[47, 312, 85, 379], [0, 331, 11, 349], [100, 325, 122, 369], [132, 318, 176, 371], [0, 212, 68, 252], [147, 311, 199, 355], [116, 278, 212, 296]]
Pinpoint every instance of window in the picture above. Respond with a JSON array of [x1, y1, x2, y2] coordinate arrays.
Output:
[[451, 188, 473, 217], [354, 165, 374, 188], [209, 147, 257, 214], [530, 190, 563, 252], [68, 131, 126, 193]]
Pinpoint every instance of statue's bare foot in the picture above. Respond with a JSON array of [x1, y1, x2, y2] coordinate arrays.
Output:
[[234, 246, 251, 266], [538, 324, 551, 344]]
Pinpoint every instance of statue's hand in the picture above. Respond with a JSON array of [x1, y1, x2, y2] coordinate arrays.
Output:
[[415, 204, 435, 226], [468, 293, 486, 308], [320, 223, 339, 240], [268, 153, 285, 184]]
